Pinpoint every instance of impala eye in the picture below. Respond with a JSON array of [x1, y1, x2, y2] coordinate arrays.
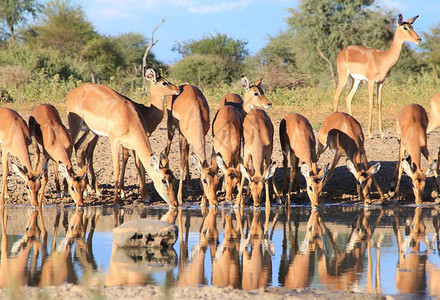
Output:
[[26, 185, 30, 190], [254, 92, 259, 96], [162, 179, 167, 184], [162, 81, 168, 86], [403, 26, 408, 31], [203, 179, 208, 184]]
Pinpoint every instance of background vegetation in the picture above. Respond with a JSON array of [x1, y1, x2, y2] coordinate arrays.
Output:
[[0, 0, 439, 116]]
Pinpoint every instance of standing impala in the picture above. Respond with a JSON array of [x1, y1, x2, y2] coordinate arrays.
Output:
[[236, 109, 280, 208], [67, 82, 178, 207], [29, 104, 87, 207], [77, 69, 180, 202], [317, 112, 384, 205], [279, 113, 329, 207], [212, 105, 242, 202], [427, 92, 440, 134], [0, 108, 46, 207], [333, 14, 421, 137], [390, 104, 437, 204], [165, 84, 219, 206]]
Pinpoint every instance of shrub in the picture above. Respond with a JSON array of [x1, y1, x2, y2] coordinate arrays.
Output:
[[0, 65, 32, 88]]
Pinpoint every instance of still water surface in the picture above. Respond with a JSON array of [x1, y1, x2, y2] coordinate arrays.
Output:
[[1, 205, 440, 296]]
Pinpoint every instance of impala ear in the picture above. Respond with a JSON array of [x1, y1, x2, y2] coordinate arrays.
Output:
[[300, 163, 310, 180], [368, 162, 381, 175], [190, 154, 202, 173], [150, 155, 160, 172], [255, 77, 263, 88], [320, 163, 329, 182], [407, 15, 419, 24], [58, 163, 70, 180], [144, 68, 157, 83], [241, 75, 250, 90], [37, 160, 49, 179], [346, 159, 356, 175], [426, 160, 437, 176], [12, 164, 26, 179], [402, 158, 413, 177], [240, 164, 251, 182], [216, 154, 226, 174], [159, 152, 169, 168], [397, 14, 403, 25], [264, 162, 276, 182]]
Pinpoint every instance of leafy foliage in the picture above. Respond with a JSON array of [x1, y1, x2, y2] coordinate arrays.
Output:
[[172, 33, 249, 85], [0, 0, 40, 43], [421, 22, 440, 74]]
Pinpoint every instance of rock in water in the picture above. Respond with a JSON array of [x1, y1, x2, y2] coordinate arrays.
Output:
[[113, 218, 178, 248]]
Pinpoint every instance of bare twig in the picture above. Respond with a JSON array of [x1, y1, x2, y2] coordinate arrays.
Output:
[[316, 46, 335, 87], [142, 18, 165, 93]]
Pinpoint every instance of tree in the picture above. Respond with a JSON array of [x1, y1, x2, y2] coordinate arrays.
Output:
[[421, 22, 440, 74], [265, 0, 398, 84], [171, 33, 249, 85], [28, 0, 96, 57], [0, 0, 40, 43]]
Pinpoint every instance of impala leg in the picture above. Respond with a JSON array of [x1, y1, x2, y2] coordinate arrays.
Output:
[[367, 81, 375, 138], [52, 160, 62, 198], [178, 133, 189, 205], [361, 153, 384, 198], [165, 114, 174, 156], [346, 79, 361, 116], [287, 152, 294, 206], [323, 151, 342, 187], [292, 153, 300, 193], [377, 82, 384, 138], [111, 142, 121, 205], [282, 149, 288, 198], [272, 177, 281, 205], [134, 151, 150, 203], [119, 147, 130, 198], [1, 153, 8, 205], [33, 138, 41, 170], [391, 146, 405, 199], [67, 113, 83, 148], [39, 168, 48, 207], [422, 148, 439, 197], [333, 67, 349, 112]]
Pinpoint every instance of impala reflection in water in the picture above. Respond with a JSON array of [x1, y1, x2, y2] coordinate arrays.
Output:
[[1, 205, 440, 296]]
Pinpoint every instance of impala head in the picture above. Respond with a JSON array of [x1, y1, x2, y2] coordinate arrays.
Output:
[[301, 210, 323, 253], [300, 163, 329, 208], [58, 163, 88, 207], [241, 75, 272, 110], [150, 153, 177, 207], [402, 157, 436, 205], [191, 154, 219, 206], [396, 14, 421, 44], [12, 162, 48, 207], [144, 68, 180, 97], [216, 154, 241, 202], [346, 160, 380, 205], [240, 162, 276, 208]]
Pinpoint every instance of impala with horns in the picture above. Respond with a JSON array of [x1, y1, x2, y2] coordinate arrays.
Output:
[[0, 108, 47, 207], [390, 104, 437, 204], [333, 14, 421, 137], [279, 113, 329, 207], [219, 75, 272, 120], [76, 69, 180, 203], [29, 104, 87, 207], [317, 112, 384, 205], [165, 84, 219, 206], [212, 104, 242, 202], [67, 83, 178, 207], [236, 109, 280, 208]]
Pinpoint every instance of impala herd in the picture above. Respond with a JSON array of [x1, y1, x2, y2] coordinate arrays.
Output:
[[1, 14, 439, 210]]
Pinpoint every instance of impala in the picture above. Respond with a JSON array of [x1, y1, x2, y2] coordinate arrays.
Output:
[[389, 104, 437, 204], [29, 104, 87, 207], [165, 84, 219, 206], [317, 112, 384, 205], [67, 82, 178, 207], [212, 105, 242, 201], [333, 14, 421, 137], [279, 113, 329, 207], [0, 108, 46, 207], [427, 92, 440, 134], [236, 109, 280, 208], [219, 76, 272, 120]]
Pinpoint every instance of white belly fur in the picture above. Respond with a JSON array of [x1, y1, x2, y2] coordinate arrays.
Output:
[[350, 73, 368, 81], [89, 127, 109, 137]]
